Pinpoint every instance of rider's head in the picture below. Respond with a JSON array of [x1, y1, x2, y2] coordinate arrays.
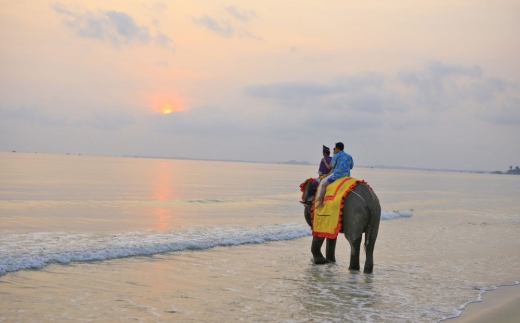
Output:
[[322, 145, 330, 156]]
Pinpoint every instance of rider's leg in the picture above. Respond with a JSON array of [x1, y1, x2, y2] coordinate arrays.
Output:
[[315, 180, 331, 208]]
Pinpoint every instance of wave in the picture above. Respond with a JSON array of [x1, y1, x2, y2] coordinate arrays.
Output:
[[0, 210, 413, 275], [381, 209, 413, 220], [0, 223, 311, 275]]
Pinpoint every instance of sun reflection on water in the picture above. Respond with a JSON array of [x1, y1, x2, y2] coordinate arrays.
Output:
[[151, 161, 177, 230]]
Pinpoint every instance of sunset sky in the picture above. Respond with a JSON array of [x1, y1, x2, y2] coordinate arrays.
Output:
[[1, 0, 519, 171]]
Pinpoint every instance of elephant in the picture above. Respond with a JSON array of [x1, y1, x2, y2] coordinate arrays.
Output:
[[301, 178, 381, 273]]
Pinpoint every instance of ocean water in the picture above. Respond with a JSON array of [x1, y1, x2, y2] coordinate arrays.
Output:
[[0, 152, 519, 322]]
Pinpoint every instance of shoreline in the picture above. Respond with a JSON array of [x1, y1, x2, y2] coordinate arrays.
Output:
[[442, 282, 520, 323]]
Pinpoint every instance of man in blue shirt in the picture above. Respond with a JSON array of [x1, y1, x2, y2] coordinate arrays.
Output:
[[315, 142, 354, 209]]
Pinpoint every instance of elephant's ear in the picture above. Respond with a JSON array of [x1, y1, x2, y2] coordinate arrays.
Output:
[[299, 179, 310, 193], [299, 178, 317, 202]]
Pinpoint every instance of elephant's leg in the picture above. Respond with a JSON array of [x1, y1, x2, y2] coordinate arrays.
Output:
[[348, 237, 362, 271], [311, 236, 330, 264], [363, 237, 376, 274], [325, 238, 337, 263]]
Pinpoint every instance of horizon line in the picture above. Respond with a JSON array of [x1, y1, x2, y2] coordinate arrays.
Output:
[[3, 150, 509, 174]]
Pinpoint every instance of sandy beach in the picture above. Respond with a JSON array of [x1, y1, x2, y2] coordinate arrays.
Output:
[[445, 284, 520, 323]]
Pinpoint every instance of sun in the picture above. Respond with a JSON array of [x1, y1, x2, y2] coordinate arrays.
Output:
[[147, 94, 185, 114], [161, 105, 174, 114]]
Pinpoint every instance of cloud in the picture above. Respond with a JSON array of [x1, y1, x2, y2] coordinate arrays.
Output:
[[155, 60, 169, 67], [148, 78, 390, 140], [345, 93, 385, 114], [479, 97, 520, 125], [0, 105, 135, 130], [240, 30, 263, 41], [52, 3, 173, 48], [106, 11, 149, 42], [245, 81, 340, 101], [0, 106, 68, 126], [398, 61, 516, 125], [155, 32, 174, 48], [241, 61, 520, 137], [80, 112, 135, 130], [244, 73, 387, 113], [398, 61, 488, 109], [151, 2, 167, 12], [226, 6, 257, 22], [152, 106, 252, 136], [246, 73, 384, 100], [241, 75, 398, 136], [193, 11, 261, 40], [150, 105, 312, 139], [193, 15, 234, 38], [468, 77, 506, 102], [399, 61, 483, 92]]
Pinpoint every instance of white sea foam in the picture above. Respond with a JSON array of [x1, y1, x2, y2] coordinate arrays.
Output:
[[0, 223, 311, 275], [0, 210, 412, 275], [381, 209, 413, 220]]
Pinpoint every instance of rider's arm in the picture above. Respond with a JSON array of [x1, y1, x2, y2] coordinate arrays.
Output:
[[324, 158, 331, 170], [328, 155, 337, 175]]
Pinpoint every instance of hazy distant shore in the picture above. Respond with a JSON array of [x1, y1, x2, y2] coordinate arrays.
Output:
[[128, 154, 517, 174], [5, 150, 517, 175]]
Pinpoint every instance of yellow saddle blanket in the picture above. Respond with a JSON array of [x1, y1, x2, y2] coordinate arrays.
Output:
[[312, 176, 359, 239]]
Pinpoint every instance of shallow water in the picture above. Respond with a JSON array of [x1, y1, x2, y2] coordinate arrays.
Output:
[[0, 152, 519, 322]]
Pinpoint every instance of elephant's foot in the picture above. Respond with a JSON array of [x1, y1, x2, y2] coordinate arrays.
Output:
[[325, 238, 337, 263], [348, 238, 362, 272], [363, 266, 373, 274], [349, 257, 360, 271], [313, 256, 331, 265], [311, 236, 329, 265]]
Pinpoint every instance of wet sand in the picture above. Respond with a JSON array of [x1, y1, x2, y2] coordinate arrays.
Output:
[[445, 284, 520, 323]]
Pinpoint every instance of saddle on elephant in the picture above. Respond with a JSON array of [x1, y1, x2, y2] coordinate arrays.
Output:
[[311, 176, 360, 239]]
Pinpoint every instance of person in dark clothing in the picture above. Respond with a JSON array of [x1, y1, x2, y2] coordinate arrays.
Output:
[[318, 145, 332, 176]]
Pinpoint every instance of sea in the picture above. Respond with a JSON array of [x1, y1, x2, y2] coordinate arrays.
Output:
[[0, 152, 519, 323]]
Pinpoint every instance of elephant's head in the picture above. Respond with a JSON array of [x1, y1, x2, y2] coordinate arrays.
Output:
[[300, 178, 317, 227]]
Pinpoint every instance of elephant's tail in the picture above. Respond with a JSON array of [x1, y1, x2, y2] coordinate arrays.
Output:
[[361, 182, 380, 251], [364, 227, 376, 251], [364, 220, 372, 251]]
